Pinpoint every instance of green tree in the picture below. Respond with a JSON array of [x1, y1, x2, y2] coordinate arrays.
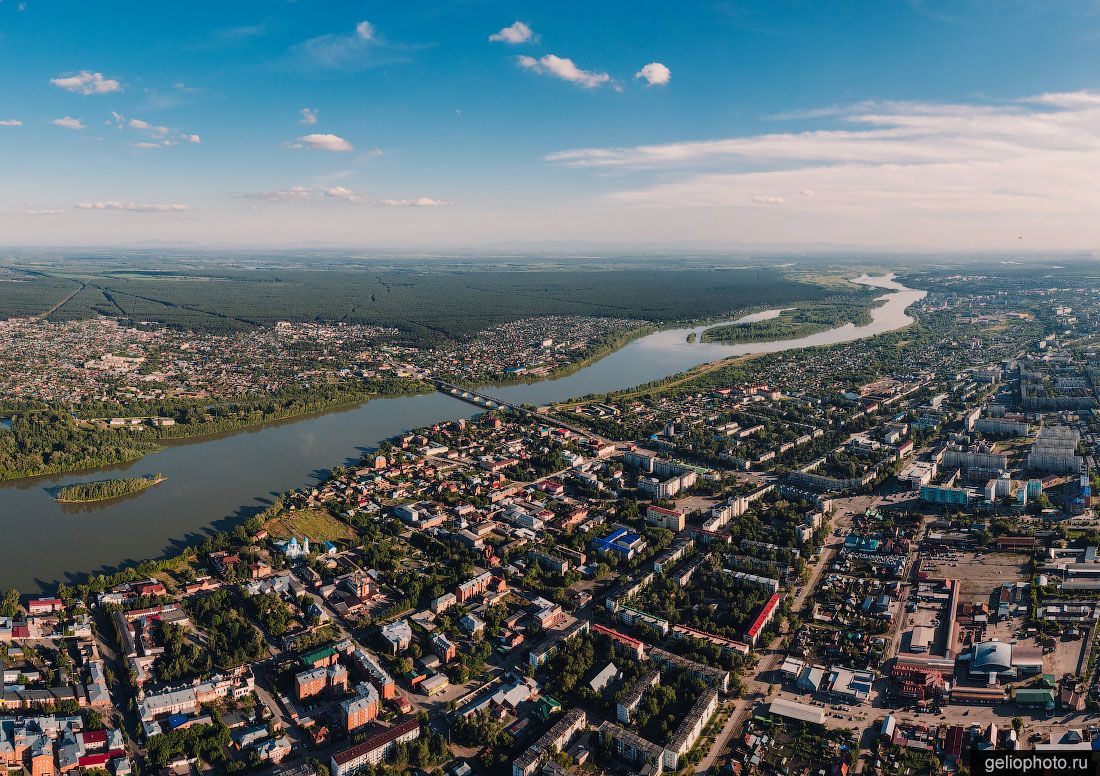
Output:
[[0, 589, 19, 618]]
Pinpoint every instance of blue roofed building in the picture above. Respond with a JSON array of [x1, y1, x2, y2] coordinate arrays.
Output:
[[590, 527, 647, 560]]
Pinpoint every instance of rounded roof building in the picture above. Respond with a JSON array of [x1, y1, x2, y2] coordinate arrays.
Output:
[[972, 640, 1012, 673]]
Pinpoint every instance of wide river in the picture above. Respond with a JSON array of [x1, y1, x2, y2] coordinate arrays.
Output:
[[0, 275, 924, 592]]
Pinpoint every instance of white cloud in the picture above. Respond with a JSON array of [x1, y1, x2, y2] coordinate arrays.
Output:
[[129, 118, 169, 133], [236, 186, 446, 207], [50, 70, 121, 95], [110, 112, 201, 147], [296, 133, 353, 152], [0, 119, 22, 127], [76, 201, 190, 212], [236, 186, 314, 202], [1024, 90, 1100, 109], [324, 186, 362, 202], [356, 21, 376, 41], [635, 62, 670, 87], [517, 54, 610, 89], [299, 107, 318, 125], [51, 116, 85, 130], [549, 94, 1100, 169], [489, 21, 534, 44], [545, 90, 1100, 243], [293, 20, 391, 69], [376, 197, 449, 207]]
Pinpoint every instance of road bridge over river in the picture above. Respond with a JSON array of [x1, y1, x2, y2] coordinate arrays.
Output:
[[430, 379, 612, 444]]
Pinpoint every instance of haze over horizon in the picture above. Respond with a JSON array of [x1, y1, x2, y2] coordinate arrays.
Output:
[[4, 1, 1100, 250]]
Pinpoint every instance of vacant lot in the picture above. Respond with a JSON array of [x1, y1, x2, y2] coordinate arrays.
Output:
[[922, 551, 1027, 603], [265, 508, 356, 544]]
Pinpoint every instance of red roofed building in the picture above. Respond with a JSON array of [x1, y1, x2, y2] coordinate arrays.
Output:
[[78, 751, 125, 769], [745, 594, 781, 646], [133, 580, 167, 597], [943, 726, 964, 763], [891, 664, 947, 702], [27, 599, 63, 615], [538, 480, 565, 497], [646, 505, 686, 531], [78, 730, 107, 750], [330, 717, 420, 776], [591, 623, 646, 660]]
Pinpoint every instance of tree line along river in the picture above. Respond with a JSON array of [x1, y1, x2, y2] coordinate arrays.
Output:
[[0, 275, 924, 592]]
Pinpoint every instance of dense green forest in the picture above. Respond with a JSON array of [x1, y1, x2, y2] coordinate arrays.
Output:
[[0, 272, 81, 317], [0, 411, 163, 481], [700, 293, 882, 343], [55, 474, 165, 502], [2, 266, 850, 347]]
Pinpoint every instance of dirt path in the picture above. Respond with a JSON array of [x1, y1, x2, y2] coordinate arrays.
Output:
[[36, 282, 85, 320]]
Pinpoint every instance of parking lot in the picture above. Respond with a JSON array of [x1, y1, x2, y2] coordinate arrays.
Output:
[[921, 550, 1028, 603]]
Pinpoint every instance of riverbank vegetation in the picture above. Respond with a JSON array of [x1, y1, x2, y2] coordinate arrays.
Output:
[[699, 294, 883, 344], [56, 474, 165, 503], [0, 411, 162, 482], [0, 378, 429, 481]]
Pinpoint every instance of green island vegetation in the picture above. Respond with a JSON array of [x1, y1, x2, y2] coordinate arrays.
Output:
[[55, 474, 165, 503], [699, 293, 883, 344], [0, 378, 427, 481]]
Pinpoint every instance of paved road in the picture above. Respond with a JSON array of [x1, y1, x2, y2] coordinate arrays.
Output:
[[695, 503, 856, 772]]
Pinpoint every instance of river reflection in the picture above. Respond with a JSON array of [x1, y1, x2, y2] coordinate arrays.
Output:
[[0, 275, 923, 591]]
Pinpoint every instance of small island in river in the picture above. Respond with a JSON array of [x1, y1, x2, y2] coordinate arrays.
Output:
[[700, 297, 883, 344], [55, 474, 166, 503]]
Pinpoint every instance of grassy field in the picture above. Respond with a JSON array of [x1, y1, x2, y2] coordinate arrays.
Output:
[[265, 508, 356, 544]]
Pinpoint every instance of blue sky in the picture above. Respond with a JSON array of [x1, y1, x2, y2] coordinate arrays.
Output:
[[2, 0, 1100, 248]]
